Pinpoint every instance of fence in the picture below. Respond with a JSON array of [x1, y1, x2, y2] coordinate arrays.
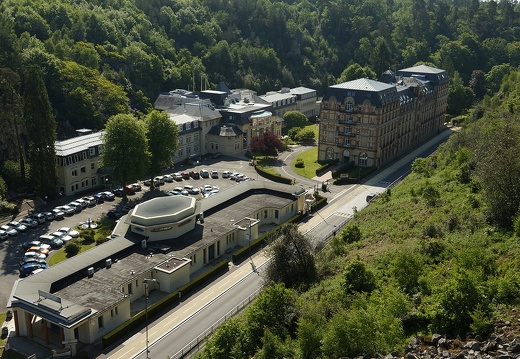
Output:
[[169, 287, 263, 359]]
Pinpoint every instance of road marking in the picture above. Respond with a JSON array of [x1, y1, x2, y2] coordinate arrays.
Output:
[[118, 347, 136, 358], [164, 316, 179, 326], [330, 189, 347, 203]]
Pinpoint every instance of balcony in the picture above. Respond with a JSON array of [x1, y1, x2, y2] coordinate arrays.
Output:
[[338, 118, 357, 125], [337, 131, 356, 137]]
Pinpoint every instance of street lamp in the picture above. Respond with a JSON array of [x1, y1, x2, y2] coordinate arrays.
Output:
[[143, 278, 157, 359]]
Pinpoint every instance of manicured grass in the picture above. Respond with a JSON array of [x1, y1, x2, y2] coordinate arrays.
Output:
[[48, 242, 96, 266], [303, 123, 319, 139], [255, 156, 283, 177], [291, 147, 321, 178]]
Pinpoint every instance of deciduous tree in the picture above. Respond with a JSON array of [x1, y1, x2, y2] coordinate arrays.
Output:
[[145, 110, 179, 188], [266, 223, 317, 289], [249, 131, 285, 156], [102, 114, 149, 200]]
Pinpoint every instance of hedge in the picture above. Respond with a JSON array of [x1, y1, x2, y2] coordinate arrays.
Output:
[[255, 166, 293, 184], [315, 159, 339, 176], [102, 259, 229, 348]]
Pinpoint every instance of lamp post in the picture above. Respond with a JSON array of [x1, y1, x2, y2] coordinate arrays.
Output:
[[143, 278, 157, 359]]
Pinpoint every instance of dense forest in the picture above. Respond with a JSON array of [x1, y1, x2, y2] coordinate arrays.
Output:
[[1, 0, 520, 139], [196, 70, 520, 358]]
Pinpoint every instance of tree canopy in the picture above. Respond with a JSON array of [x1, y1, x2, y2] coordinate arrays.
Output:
[[101, 114, 149, 195]]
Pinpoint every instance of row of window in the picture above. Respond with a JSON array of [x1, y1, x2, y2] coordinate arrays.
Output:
[[178, 121, 199, 132]]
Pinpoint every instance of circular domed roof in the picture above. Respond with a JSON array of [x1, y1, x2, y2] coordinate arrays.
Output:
[[131, 196, 196, 226]]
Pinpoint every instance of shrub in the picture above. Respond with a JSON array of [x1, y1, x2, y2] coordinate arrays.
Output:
[[65, 241, 80, 257], [341, 224, 362, 244], [295, 158, 304, 168]]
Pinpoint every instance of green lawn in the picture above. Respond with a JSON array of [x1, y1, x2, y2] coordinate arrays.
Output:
[[291, 147, 321, 178], [48, 242, 96, 266]]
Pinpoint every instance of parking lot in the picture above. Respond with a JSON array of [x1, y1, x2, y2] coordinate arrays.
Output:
[[0, 156, 258, 311]]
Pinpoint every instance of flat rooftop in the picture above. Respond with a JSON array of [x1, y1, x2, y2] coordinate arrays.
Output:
[[9, 181, 300, 318]]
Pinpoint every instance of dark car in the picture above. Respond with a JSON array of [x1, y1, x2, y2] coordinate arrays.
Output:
[[107, 210, 122, 220], [22, 240, 42, 251], [93, 193, 105, 203], [181, 172, 190, 180], [112, 188, 124, 197], [101, 191, 115, 201], [19, 257, 47, 267], [189, 171, 200, 179], [125, 185, 136, 195], [20, 263, 46, 277]]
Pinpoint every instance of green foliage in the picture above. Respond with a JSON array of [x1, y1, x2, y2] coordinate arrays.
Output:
[[427, 270, 483, 336], [294, 129, 315, 143], [102, 113, 150, 188], [64, 241, 80, 257], [344, 260, 376, 295], [340, 224, 362, 244], [421, 183, 441, 207], [145, 110, 179, 186], [266, 224, 317, 289], [338, 63, 376, 83], [23, 65, 58, 197], [282, 111, 308, 132], [294, 158, 304, 168], [389, 249, 424, 294]]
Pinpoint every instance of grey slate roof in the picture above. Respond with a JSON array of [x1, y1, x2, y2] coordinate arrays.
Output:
[[397, 65, 449, 85], [55, 132, 104, 157], [207, 124, 244, 137], [324, 78, 398, 107]]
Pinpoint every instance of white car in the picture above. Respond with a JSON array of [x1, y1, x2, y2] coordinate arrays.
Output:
[[23, 251, 47, 261], [56, 205, 75, 215], [41, 211, 55, 221], [222, 171, 230, 178], [49, 232, 72, 243], [0, 230, 8, 240], [75, 198, 89, 208], [211, 170, 218, 178], [173, 172, 183, 181], [7, 221, 27, 232], [0, 225, 17, 236], [52, 208, 65, 219], [58, 227, 79, 238], [20, 218, 38, 228]]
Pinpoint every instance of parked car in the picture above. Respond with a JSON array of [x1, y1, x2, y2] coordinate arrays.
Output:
[[154, 176, 165, 185], [181, 172, 190, 180], [28, 213, 46, 224], [144, 178, 160, 186], [22, 240, 42, 250], [210, 170, 218, 179], [39, 234, 63, 249], [75, 198, 89, 208], [20, 263, 46, 277], [49, 232, 72, 243], [23, 251, 47, 261], [164, 174, 174, 183], [189, 171, 200, 179], [26, 246, 50, 257], [173, 173, 183, 181], [200, 169, 210, 178], [0, 225, 17, 236], [20, 218, 38, 228], [131, 183, 142, 192], [112, 187, 124, 197], [68, 202, 83, 212], [7, 221, 27, 232], [82, 196, 97, 206], [101, 191, 115, 201], [57, 205, 75, 215], [125, 185, 136, 195], [93, 193, 105, 203], [0, 230, 8, 240], [58, 227, 79, 238], [41, 211, 56, 221], [107, 210, 123, 220], [167, 190, 182, 196], [19, 257, 47, 267], [51, 208, 65, 219], [222, 170, 230, 178]]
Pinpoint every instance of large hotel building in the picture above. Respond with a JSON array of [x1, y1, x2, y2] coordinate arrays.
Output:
[[318, 65, 449, 167]]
